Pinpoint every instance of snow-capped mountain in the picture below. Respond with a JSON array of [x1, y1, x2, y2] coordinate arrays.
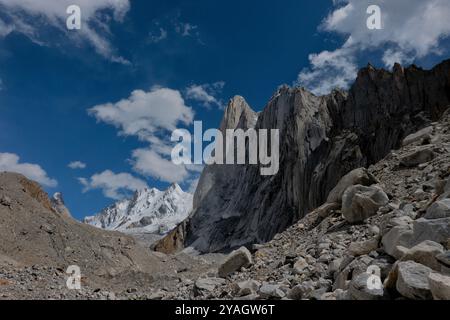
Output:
[[51, 192, 72, 218], [84, 183, 193, 235]]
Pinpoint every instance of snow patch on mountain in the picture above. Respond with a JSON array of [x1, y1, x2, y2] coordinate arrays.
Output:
[[84, 183, 193, 235]]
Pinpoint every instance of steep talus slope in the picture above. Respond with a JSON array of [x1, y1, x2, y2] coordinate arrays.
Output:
[[159, 60, 450, 253], [0, 172, 222, 299], [0, 172, 164, 280]]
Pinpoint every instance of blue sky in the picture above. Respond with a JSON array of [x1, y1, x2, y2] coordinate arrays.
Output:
[[0, 0, 449, 220]]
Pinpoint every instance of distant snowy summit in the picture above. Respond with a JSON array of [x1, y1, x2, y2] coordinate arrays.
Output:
[[84, 183, 193, 235], [51, 192, 72, 218]]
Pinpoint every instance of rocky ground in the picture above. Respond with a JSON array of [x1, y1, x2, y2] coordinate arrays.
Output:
[[170, 109, 450, 300], [1, 110, 449, 300], [0, 172, 222, 300], [0, 249, 223, 300]]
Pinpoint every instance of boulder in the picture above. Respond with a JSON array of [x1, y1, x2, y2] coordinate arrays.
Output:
[[327, 168, 378, 204], [380, 215, 413, 236], [368, 225, 381, 236], [382, 226, 413, 259], [195, 277, 226, 293], [287, 281, 315, 300], [259, 283, 286, 299], [428, 272, 450, 300], [400, 203, 418, 219], [384, 261, 399, 290], [334, 255, 373, 291], [309, 288, 330, 300], [348, 238, 380, 256], [233, 280, 261, 297], [0, 195, 12, 207], [436, 251, 450, 273], [342, 185, 389, 223], [400, 240, 444, 271], [402, 126, 433, 146], [334, 289, 351, 300], [411, 218, 450, 247], [436, 251, 450, 268], [329, 258, 343, 275], [396, 261, 433, 300], [316, 202, 341, 219], [320, 292, 338, 300], [234, 293, 259, 300], [293, 257, 309, 275], [425, 199, 450, 219], [218, 247, 253, 278], [399, 146, 435, 167], [370, 257, 395, 281], [349, 272, 384, 300], [283, 252, 297, 266]]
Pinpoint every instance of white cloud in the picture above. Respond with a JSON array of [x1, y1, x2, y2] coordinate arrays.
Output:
[[325, 2, 354, 28], [88, 86, 194, 141], [297, 0, 450, 95], [0, 17, 14, 37], [186, 82, 225, 109], [297, 44, 357, 96], [78, 170, 147, 200], [131, 148, 189, 183], [0, 0, 130, 63], [129, 147, 204, 184], [68, 161, 87, 170], [382, 49, 414, 69], [88, 86, 200, 184], [0, 152, 57, 187], [0, 0, 129, 21]]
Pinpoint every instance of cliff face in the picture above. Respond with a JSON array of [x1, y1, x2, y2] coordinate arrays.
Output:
[[159, 60, 450, 254]]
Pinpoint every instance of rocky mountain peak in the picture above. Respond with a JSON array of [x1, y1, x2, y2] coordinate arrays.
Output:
[[220, 96, 257, 132], [50, 192, 71, 217], [393, 62, 404, 75], [158, 58, 450, 254], [52, 192, 63, 202], [85, 184, 193, 235], [167, 183, 182, 194], [132, 187, 159, 200]]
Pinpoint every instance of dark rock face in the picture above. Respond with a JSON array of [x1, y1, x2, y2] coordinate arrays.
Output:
[[162, 60, 450, 254]]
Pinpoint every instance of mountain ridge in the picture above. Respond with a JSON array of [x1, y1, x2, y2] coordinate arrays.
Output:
[[157, 59, 450, 254], [84, 183, 193, 235]]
